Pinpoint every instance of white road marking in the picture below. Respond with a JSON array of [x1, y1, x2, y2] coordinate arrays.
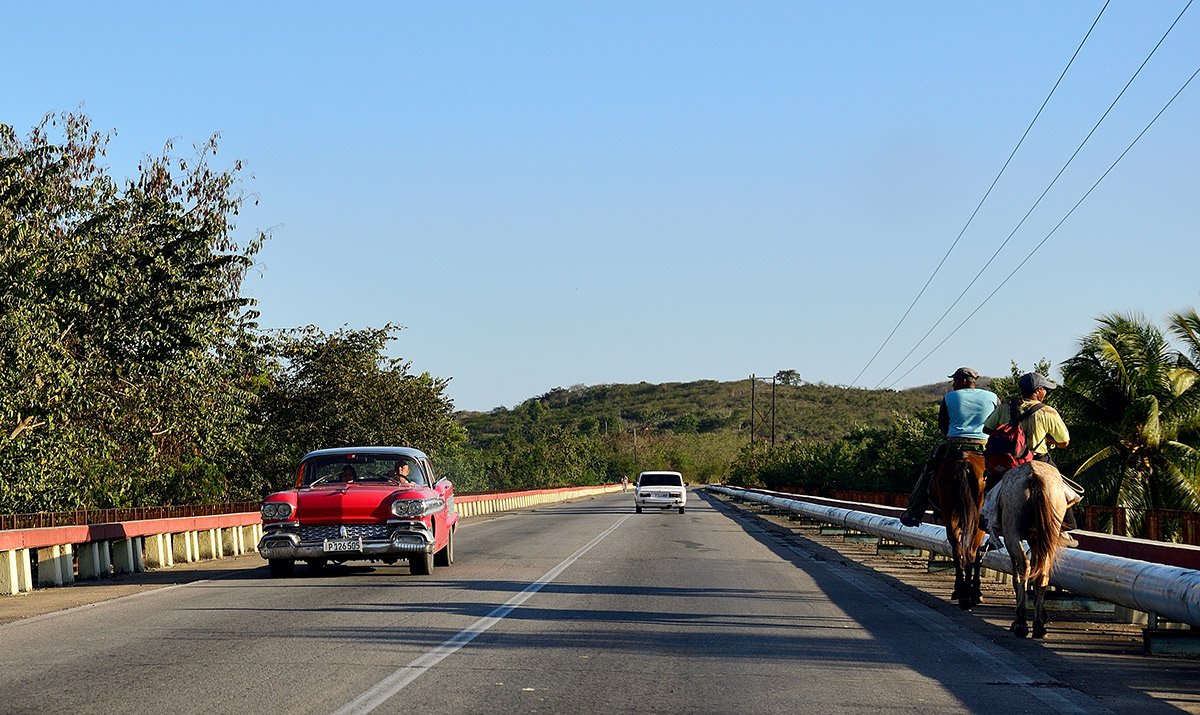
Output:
[[331, 514, 631, 715]]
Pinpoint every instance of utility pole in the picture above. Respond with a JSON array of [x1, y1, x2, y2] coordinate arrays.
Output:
[[749, 373, 777, 448], [771, 375, 777, 447], [749, 374, 756, 446]]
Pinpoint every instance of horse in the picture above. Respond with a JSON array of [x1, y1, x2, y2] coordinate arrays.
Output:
[[930, 447, 987, 610], [992, 460, 1069, 639]]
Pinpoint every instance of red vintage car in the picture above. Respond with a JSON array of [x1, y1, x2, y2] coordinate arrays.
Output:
[[257, 446, 458, 577]]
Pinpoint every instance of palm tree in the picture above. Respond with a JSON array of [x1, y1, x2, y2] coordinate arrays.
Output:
[[1056, 313, 1200, 535]]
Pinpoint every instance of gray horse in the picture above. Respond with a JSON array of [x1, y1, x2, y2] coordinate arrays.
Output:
[[989, 461, 1069, 639]]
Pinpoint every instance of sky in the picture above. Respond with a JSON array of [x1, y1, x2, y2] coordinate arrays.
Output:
[[4, 2, 1198, 412]]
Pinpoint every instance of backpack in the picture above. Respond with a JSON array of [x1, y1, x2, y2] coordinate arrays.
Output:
[[984, 399, 1046, 481]]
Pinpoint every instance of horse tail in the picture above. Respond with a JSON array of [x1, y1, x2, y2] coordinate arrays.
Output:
[[1025, 467, 1059, 585], [957, 456, 981, 563]]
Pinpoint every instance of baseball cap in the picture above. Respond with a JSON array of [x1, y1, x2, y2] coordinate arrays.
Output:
[[949, 367, 980, 380], [1019, 372, 1058, 393]]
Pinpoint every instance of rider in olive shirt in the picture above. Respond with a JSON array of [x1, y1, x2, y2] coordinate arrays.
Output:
[[900, 367, 999, 527]]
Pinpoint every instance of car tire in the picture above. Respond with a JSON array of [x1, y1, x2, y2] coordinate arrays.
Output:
[[679, 506, 686, 514], [268, 559, 295, 578], [410, 550, 435, 576], [635, 505, 642, 513], [434, 526, 455, 567]]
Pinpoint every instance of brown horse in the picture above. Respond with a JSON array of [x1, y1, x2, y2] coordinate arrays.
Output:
[[994, 461, 1068, 639], [930, 448, 987, 610]]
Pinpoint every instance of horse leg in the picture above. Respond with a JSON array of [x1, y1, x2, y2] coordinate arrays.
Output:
[[969, 554, 983, 608], [1007, 547, 1030, 638], [953, 563, 969, 609], [1032, 582, 1050, 639]]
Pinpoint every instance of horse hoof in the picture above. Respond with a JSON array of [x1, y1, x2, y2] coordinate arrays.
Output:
[[1010, 623, 1029, 638], [1033, 626, 1047, 640]]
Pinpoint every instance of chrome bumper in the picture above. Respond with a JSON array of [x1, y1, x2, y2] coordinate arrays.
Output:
[[635, 494, 686, 506], [258, 524, 434, 560]]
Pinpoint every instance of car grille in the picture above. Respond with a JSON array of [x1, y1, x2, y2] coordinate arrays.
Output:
[[295, 524, 392, 542]]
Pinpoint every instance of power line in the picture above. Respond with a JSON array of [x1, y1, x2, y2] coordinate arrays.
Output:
[[843, 1, 1111, 390], [871, 0, 1194, 389], [885, 62, 1200, 389]]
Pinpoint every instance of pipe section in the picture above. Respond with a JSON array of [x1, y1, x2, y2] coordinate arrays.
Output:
[[711, 485, 1200, 627]]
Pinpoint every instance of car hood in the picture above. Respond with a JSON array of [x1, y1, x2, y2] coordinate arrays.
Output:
[[296, 483, 426, 523]]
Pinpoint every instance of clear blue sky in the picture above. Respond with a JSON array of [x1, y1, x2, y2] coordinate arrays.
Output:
[[5, 2, 1198, 411]]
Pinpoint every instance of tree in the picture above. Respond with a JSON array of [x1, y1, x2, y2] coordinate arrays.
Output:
[[0, 113, 265, 511], [1056, 313, 1200, 533], [253, 324, 464, 492], [775, 369, 802, 386]]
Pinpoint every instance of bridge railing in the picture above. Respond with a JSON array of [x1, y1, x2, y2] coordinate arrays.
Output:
[[710, 485, 1200, 628], [0, 483, 624, 596]]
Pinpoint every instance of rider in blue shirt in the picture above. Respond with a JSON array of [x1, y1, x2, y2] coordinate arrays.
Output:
[[900, 367, 1000, 527]]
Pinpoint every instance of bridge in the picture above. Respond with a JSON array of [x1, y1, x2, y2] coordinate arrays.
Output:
[[1, 487, 1197, 713]]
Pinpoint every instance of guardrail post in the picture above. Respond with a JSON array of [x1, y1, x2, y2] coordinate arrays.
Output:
[[171, 532, 193, 563], [2, 549, 33, 595], [198, 529, 218, 559], [36, 544, 74, 587], [111, 539, 139, 574], [78, 542, 105, 580], [144, 533, 172, 569], [221, 527, 240, 556]]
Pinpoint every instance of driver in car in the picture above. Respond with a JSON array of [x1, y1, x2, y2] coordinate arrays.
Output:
[[390, 461, 416, 484]]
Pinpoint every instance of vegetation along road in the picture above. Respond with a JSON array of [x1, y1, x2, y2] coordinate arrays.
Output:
[[3, 491, 1196, 714]]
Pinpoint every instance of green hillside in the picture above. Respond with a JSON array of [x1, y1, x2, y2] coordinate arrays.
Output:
[[458, 379, 947, 448]]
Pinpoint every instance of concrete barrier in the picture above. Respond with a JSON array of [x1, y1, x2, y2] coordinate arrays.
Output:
[[1, 484, 622, 596], [0, 514, 264, 596]]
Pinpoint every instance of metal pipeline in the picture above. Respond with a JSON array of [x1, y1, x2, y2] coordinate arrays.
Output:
[[710, 485, 1200, 627]]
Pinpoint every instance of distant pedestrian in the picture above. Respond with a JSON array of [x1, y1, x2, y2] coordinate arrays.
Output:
[[621, 475, 630, 492]]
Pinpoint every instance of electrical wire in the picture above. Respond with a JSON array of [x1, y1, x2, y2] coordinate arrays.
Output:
[[870, 0, 1193, 389], [884, 62, 1200, 389], [843, 1, 1112, 389]]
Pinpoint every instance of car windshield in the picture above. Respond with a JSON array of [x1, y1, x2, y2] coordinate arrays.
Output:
[[300, 453, 426, 486], [638, 473, 683, 487]]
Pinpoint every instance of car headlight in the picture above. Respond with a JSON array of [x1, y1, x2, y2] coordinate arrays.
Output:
[[260, 502, 294, 520], [391, 498, 445, 518]]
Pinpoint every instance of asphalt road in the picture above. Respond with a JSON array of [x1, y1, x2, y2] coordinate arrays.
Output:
[[0, 490, 1195, 714]]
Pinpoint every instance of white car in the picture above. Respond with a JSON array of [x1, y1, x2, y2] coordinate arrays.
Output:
[[634, 471, 687, 514]]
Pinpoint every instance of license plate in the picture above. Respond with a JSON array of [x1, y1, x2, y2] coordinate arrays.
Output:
[[323, 537, 363, 553]]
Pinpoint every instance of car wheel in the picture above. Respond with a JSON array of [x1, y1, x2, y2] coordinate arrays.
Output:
[[679, 506, 686, 514], [434, 526, 455, 567], [410, 550, 435, 576], [268, 559, 295, 578], [635, 505, 642, 513]]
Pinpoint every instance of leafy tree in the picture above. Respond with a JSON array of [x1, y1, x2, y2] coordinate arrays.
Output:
[[252, 324, 464, 492], [0, 113, 264, 511], [990, 358, 1053, 401], [1056, 313, 1200, 533], [775, 369, 802, 386]]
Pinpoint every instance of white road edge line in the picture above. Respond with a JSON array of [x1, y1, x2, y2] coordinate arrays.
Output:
[[332, 514, 632, 715]]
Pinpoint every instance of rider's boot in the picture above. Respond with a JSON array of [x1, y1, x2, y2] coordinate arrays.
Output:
[[900, 482, 928, 526], [1058, 506, 1079, 547]]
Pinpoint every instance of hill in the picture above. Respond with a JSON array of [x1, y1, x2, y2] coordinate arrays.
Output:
[[457, 378, 947, 447]]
